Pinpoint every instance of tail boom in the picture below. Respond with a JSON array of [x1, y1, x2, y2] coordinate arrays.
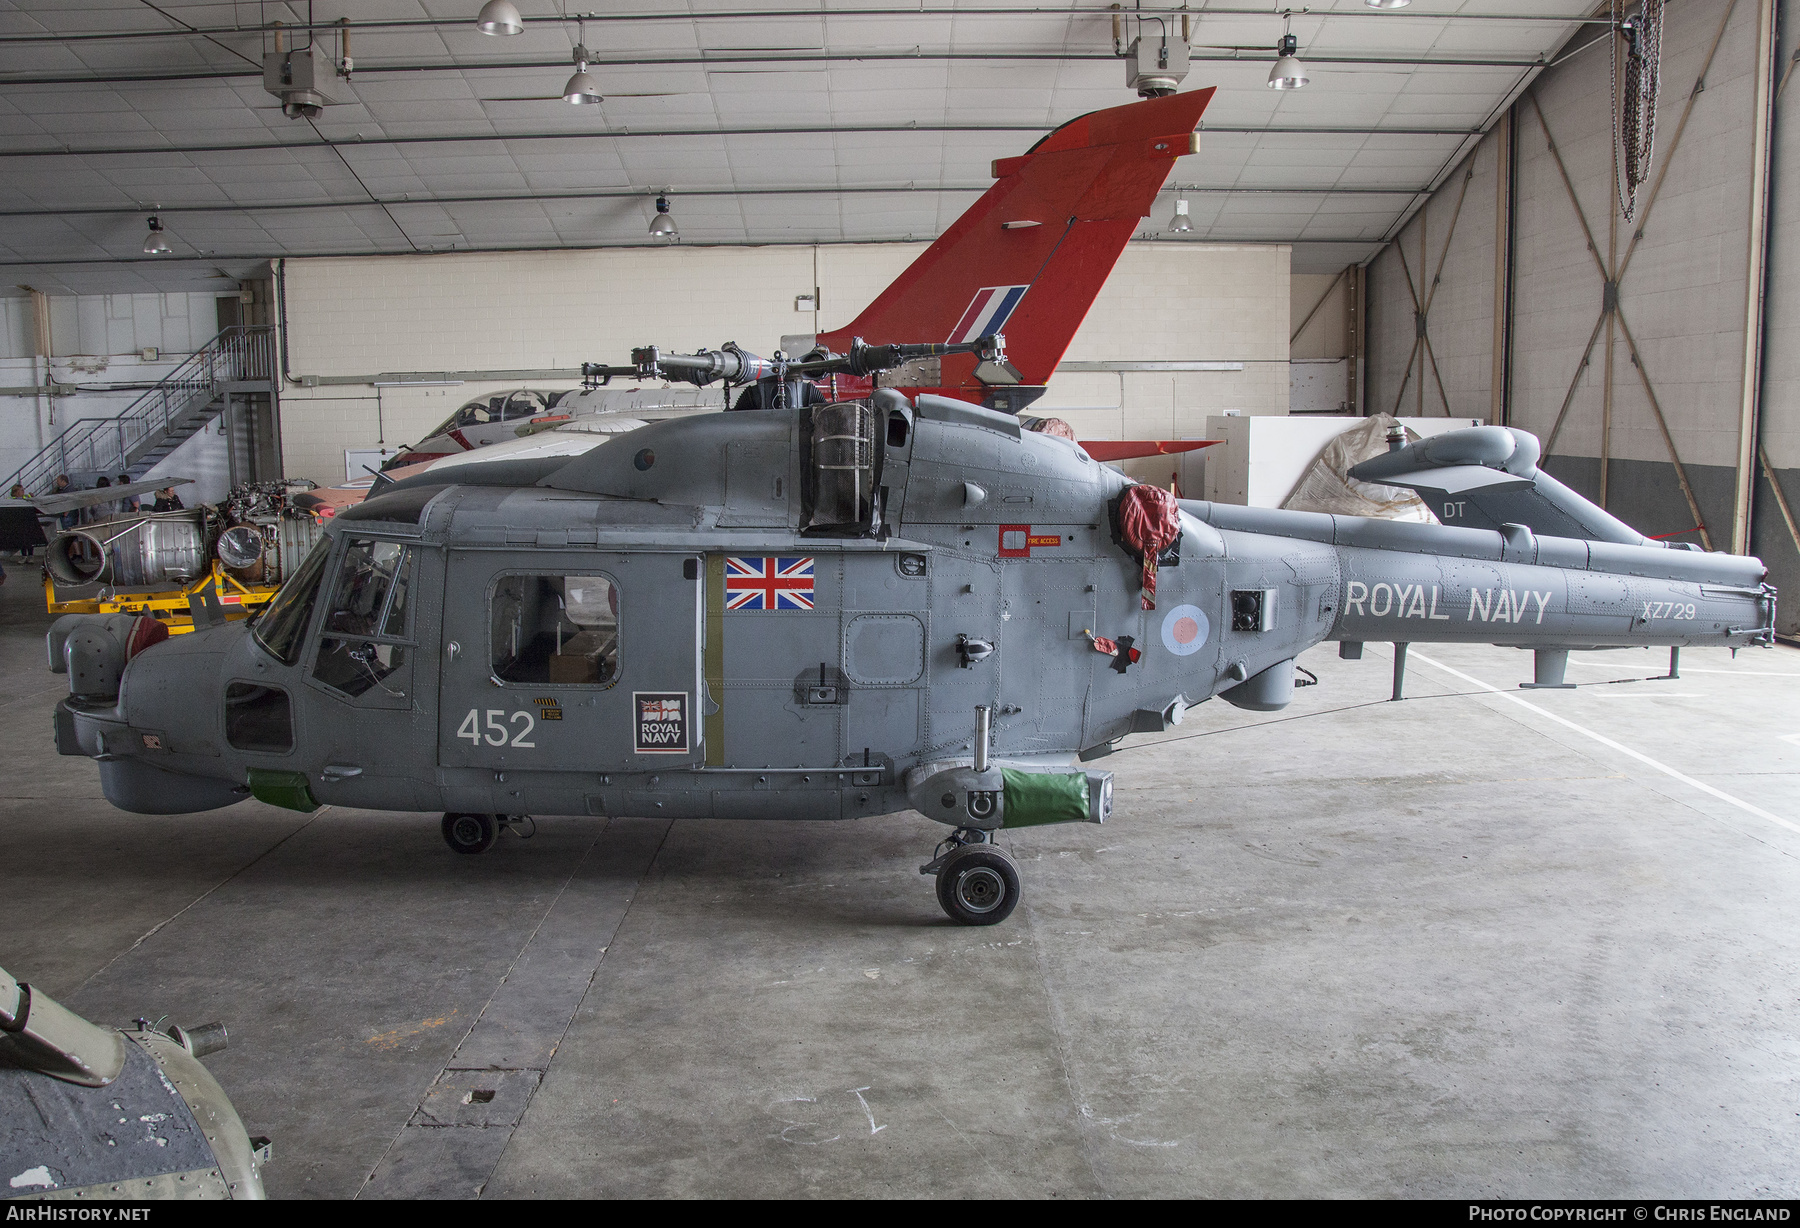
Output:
[[1180, 500, 1776, 654]]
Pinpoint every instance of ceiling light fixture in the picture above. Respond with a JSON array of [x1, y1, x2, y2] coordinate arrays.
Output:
[[476, 0, 524, 36], [1364, 0, 1411, 8], [1168, 198, 1192, 234], [563, 21, 602, 105], [563, 55, 602, 104], [142, 215, 171, 255], [648, 195, 678, 239], [1267, 17, 1309, 90]]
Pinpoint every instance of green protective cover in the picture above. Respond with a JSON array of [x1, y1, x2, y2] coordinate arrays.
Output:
[[247, 767, 319, 814], [1001, 768, 1089, 828]]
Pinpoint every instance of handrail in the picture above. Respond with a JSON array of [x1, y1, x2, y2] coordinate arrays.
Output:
[[4, 327, 273, 496]]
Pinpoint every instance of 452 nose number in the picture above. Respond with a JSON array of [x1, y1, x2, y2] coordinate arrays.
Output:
[[456, 708, 536, 748]]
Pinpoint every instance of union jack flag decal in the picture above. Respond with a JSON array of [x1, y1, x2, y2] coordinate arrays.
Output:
[[725, 556, 816, 611]]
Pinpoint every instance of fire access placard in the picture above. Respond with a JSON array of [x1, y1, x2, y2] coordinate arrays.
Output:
[[634, 692, 690, 754], [998, 524, 1062, 558]]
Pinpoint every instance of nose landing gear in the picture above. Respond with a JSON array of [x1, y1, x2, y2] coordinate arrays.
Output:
[[921, 829, 1020, 925], [440, 813, 534, 855], [441, 812, 497, 855]]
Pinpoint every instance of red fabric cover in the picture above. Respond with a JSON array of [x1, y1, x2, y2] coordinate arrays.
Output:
[[1116, 484, 1181, 610], [125, 614, 170, 660], [1084, 630, 1141, 666]]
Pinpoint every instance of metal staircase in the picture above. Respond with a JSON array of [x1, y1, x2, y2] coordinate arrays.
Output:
[[4, 326, 276, 495]]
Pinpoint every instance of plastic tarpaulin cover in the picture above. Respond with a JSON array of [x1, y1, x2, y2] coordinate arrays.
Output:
[[1001, 768, 1089, 827], [1280, 414, 1434, 522]]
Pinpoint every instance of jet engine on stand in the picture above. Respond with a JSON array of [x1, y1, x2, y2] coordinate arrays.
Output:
[[41, 480, 325, 634]]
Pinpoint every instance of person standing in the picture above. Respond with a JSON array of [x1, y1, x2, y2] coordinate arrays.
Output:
[[84, 476, 112, 524], [50, 474, 80, 531], [5, 484, 41, 558], [151, 487, 185, 512], [115, 475, 137, 514]]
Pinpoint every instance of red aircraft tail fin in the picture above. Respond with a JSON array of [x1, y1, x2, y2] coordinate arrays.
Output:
[[816, 88, 1215, 406]]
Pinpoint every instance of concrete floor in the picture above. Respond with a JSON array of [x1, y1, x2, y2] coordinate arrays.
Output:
[[5, 556, 1799, 1199]]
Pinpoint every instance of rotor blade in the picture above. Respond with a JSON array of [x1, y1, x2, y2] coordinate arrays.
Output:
[[477, 91, 687, 101]]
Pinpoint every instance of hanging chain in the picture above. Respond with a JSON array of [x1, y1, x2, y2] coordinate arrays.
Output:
[[1611, 0, 1665, 222]]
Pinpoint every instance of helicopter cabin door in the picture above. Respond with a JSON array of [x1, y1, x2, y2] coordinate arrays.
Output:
[[297, 533, 434, 811], [437, 550, 703, 779]]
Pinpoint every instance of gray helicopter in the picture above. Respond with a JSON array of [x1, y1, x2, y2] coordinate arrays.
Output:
[[46, 336, 1776, 926], [0, 963, 268, 1200]]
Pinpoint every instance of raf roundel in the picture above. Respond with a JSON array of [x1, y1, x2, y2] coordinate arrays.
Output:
[[1161, 604, 1210, 656]]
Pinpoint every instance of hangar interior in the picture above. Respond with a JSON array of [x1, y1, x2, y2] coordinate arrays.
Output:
[[3, 0, 1799, 1201]]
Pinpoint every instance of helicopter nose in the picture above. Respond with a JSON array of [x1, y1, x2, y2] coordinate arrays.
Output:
[[48, 617, 247, 814], [107, 633, 243, 813], [116, 625, 231, 750]]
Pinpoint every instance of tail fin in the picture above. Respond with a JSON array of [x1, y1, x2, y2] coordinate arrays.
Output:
[[1348, 426, 1666, 547], [815, 89, 1215, 408]]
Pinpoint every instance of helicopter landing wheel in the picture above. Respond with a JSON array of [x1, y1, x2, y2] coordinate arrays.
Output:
[[935, 844, 1020, 926], [441, 812, 498, 855]]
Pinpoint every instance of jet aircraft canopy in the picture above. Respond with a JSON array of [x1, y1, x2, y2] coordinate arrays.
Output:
[[431, 389, 570, 437]]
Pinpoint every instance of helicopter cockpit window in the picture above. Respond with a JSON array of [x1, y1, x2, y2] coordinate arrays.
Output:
[[490, 573, 619, 686], [312, 538, 413, 699], [253, 537, 331, 665], [804, 401, 879, 533]]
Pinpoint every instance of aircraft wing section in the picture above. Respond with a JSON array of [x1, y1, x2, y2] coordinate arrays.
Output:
[[23, 477, 194, 516], [1079, 439, 1218, 462], [1363, 463, 1533, 497]]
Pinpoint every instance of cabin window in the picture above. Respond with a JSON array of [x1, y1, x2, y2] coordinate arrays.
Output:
[[253, 538, 331, 665], [224, 682, 293, 752], [314, 640, 409, 698], [312, 538, 413, 699], [805, 401, 878, 532], [324, 539, 411, 637], [490, 573, 619, 686]]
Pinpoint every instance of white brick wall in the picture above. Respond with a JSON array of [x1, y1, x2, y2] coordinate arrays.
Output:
[[0, 290, 221, 362], [0, 289, 233, 484], [1290, 274, 1350, 361], [276, 240, 1292, 485], [1039, 243, 1291, 456]]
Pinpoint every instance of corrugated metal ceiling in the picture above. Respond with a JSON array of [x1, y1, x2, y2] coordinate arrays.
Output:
[[0, 1, 1601, 291]]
